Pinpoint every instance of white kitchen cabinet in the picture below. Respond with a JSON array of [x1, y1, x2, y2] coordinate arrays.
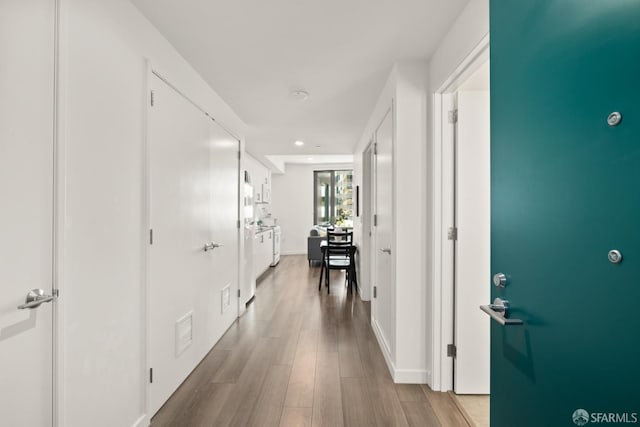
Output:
[[254, 229, 274, 278], [261, 182, 271, 204], [245, 153, 271, 204], [257, 169, 271, 204]]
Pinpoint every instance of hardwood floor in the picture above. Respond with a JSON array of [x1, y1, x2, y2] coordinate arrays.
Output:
[[452, 394, 489, 427], [150, 255, 470, 427]]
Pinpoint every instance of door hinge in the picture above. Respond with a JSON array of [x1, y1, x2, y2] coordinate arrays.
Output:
[[447, 227, 457, 241], [150, 90, 155, 107], [373, 214, 378, 227], [373, 286, 377, 298], [53, 289, 60, 298], [149, 368, 153, 383], [373, 142, 378, 155], [237, 220, 241, 229], [149, 229, 154, 245], [447, 344, 456, 358], [237, 289, 241, 298], [238, 150, 241, 160], [448, 109, 458, 124]]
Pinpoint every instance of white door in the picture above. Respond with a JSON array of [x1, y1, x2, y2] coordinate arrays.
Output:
[[454, 90, 491, 394], [0, 1, 56, 425], [373, 109, 394, 355], [148, 75, 212, 414], [207, 121, 239, 330]]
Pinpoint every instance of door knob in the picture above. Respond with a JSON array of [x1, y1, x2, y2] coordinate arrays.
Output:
[[17, 289, 54, 310], [480, 298, 523, 326], [204, 242, 222, 252], [493, 273, 507, 287]]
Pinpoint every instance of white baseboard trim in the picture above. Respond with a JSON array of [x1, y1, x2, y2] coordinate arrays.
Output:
[[371, 319, 395, 377], [371, 319, 431, 384], [281, 250, 306, 256], [131, 414, 149, 427], [356, 283, 370, 301], [393, 368, 431, 384]]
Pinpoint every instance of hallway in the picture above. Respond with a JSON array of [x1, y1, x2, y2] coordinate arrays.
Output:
[[150, 255, 469, 427]]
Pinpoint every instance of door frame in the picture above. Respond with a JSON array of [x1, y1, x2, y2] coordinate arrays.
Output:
[[430, 35, 489, 392], [52, 0, 63, 424], [360, 141, 375, 301], [371, 105, 394, 362]]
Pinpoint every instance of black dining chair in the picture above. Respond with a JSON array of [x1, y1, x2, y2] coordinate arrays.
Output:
[[319, 230, 355, 294]]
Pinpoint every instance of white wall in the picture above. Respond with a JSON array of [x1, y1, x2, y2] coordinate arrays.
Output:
[[429, 0, 490, 91], [426, 0, 489, 391], [353, 71, 395, 303], [57, 0, 245, 426], [270, 163, 353, 255], [352, 0, 489, 383], [352, 61, 429, 383], [393, 62, 429, 379]]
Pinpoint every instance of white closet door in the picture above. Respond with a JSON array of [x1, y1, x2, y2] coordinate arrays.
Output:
[[373, 109, 394, 356], [207, 121, 239, 337], [148, 74, 212, 415], [0, 1, 56, 426]]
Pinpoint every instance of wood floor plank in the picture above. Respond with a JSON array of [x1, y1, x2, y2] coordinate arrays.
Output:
[[316, 308, 339, 353], [175, 382, 235, 427], [280, 407, 312, 427], [401, 401, 442, 427], [211, 321, 262, 383], [337, 324, 364, 378], [246, 364, 292, 427], [284, 350, 317, 408], [300, 295, 322, 331], [354, 325, 393, 385], [365, 377, 410, 427], [150, 349, 230, 426], [341, 377, 378, 427], [395, 384, 428, 402], [273, 312, 304, 365], [311, 352, 344, 427], [453, 394, 489, 427], [149, 256, 470, 427], [215, 337, 281, 427], [295, 328, 319, 356], [420, 386, 472, 427]]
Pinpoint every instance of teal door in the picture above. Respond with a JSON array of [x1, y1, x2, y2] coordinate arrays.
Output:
[[490, 2, 640, 426]]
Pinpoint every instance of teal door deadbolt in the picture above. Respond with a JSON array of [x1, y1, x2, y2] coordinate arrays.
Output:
[[607, 112, 622, 127], [608, 250, 622, 264]]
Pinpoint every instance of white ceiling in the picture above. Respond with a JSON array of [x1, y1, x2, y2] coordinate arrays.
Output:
[[132, 0, 469, 166], [266, 154, 354, 173]]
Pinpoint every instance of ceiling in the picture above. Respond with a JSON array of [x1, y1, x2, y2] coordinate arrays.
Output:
[[131, 0, 469, 167]]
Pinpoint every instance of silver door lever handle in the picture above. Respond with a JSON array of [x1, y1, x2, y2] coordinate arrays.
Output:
[[381, 248, 391, 254], [480, 298, 523, 326], [204, 242, 222, 252], [18, 289, 55, 310]]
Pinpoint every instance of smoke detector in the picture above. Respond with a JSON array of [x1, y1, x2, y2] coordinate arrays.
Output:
[[289, 90, 309, 100]]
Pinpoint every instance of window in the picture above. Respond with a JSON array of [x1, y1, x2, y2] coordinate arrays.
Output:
[[313, 170, 353, 227]]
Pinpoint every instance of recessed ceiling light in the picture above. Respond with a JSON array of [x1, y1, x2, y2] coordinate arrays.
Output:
[[294, 140, 305, 147], [307, 157, 314, 161], [289, 90, 310, 100]]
